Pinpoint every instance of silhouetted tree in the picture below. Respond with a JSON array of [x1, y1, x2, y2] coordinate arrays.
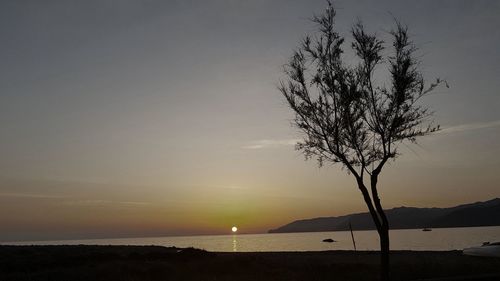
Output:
[[279, 2, 447, 280]]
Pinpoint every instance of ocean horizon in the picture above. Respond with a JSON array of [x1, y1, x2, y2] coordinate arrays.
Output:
[[5, 226, 500, 252]]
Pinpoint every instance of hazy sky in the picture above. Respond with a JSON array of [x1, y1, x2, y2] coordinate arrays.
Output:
[[1, 0, 499, 242]]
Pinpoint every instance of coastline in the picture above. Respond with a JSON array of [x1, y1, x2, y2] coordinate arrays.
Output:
[[1, 245, 500, 281]]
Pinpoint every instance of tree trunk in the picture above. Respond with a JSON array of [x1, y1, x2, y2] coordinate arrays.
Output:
[[370, 173, 390, 281], [379, 224, 390, 281], [356, 179, 390, 281]]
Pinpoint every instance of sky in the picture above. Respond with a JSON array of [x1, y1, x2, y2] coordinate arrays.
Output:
[[1, 0, 499, 242]]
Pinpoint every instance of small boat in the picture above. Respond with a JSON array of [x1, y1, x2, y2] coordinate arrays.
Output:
[[322, 238, 336, 243], [463, 242, 500, 257], [422, 228, 432, 232]]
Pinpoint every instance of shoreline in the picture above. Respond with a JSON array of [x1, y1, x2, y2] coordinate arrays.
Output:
[[1, 245, 500, 280]]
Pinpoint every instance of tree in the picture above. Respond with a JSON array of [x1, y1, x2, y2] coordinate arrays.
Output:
[[279, 2, 446, 280]]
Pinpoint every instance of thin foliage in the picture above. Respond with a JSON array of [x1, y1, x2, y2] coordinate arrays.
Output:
[[279, 1, 446, 179]]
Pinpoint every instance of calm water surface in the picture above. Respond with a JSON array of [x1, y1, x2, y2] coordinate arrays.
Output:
[[7, 226, 500, 252]]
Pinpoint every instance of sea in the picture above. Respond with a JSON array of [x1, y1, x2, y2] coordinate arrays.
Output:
[[5, 226, 500, 252]]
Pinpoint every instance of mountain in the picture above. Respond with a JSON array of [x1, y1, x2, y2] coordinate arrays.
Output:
[[268, 198, 500, 233]]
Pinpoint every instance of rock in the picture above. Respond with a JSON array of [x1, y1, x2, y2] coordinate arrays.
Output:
[[322, 238, 336, 243]]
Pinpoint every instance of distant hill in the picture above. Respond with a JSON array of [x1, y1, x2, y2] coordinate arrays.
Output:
[[268, 198, 500, 233]]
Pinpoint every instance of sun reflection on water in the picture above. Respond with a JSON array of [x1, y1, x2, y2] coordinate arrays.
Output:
[[232, 234, 238, 252]]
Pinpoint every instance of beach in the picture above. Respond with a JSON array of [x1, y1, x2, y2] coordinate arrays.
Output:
[[1, 245, 500, 281]]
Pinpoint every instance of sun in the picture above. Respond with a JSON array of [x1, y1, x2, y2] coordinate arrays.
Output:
[[231, 226, 238, 233]]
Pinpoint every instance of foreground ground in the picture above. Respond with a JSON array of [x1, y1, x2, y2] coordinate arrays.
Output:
[[1, 245, 500, 281]]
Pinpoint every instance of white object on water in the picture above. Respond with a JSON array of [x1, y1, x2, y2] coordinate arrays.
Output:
[[463, 242, 500, 257]]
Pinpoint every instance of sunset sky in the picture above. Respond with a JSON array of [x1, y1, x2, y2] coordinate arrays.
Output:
[[1, 0, 499, 242]]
